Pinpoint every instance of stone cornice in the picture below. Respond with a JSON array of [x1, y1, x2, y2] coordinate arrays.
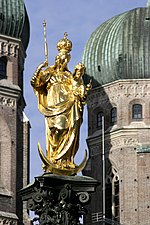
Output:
[[0, 34, 26, 59], [87, 127, 139, 142], [0, 34, 26, 71], [0, 211, 18, 225], [86, 128, 150, 156], [0, 81, 21, 98], [0, 81, 22, 108], [0, 187, 12, 197], [88, 79, 150, 108]]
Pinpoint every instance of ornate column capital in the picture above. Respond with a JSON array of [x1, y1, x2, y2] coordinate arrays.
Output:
[[20, 173, 99, 225]]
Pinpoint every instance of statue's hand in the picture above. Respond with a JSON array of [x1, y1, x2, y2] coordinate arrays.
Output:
[[86, 79, 92, 91], [38, 60, 48, 70], [33, 60, 48, 77], [42, 59, 48, 68]]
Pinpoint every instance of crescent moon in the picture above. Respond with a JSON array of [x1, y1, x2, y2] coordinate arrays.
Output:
[[38, 142, 88, 176]]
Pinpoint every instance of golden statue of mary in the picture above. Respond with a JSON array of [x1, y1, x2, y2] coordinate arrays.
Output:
[[31, 32, 91, 175]]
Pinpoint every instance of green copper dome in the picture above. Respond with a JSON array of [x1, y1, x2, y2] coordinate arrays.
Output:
[[82, 5, 150, 87], [0, 0, 29, 50]]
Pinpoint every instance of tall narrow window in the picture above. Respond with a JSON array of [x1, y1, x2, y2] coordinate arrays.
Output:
[[132, 104, 142, 119], [0, 57, 7, 79], [111, 107, 117, 124], [114, 180, 120, 222], [97, 112, 103, 129], [106, 181, 112, 221], [106, 167, 120, 224]]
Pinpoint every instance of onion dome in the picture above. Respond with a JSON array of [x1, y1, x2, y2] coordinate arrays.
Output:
[[0, 0, 30, 50], [82, 3, 150, 87]]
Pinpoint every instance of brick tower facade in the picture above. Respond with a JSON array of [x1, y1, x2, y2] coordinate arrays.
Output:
[[0, 1, 30, 225], [83, 80, 150, 225], [82, 2, 150, 225]]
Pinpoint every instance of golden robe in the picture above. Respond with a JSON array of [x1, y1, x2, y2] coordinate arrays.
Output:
[[31, 66, 86, 169]]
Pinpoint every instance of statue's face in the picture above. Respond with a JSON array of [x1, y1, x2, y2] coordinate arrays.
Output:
[[74, 70, 81, 80], [58, 52, 71, 65], [55, 56, 61, 64], [74, 63, 85, 80]]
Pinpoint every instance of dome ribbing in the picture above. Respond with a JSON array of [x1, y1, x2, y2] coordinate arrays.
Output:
[[82, 6, 150, 87], [0, 0, 30, 50]]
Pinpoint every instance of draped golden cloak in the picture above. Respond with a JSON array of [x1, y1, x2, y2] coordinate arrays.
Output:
[[31, 66, 86, 170]]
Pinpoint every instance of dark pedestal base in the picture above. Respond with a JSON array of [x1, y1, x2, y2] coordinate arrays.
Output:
[[19, 173, 99, 225]]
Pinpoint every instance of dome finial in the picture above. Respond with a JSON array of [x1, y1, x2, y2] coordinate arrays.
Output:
[[147, 0, 150, 7]]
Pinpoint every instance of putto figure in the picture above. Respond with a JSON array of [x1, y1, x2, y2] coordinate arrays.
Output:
[[31, 31, 91, 175]]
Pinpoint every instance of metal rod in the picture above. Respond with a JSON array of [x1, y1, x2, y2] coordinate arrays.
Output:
[[43, 20, 48, 63], [102, 116, 105, 225]]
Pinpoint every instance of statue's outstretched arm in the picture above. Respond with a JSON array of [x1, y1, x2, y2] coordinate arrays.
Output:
[[31, 60, 48, 88]]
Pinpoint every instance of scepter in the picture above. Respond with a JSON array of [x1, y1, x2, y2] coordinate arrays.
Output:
[[43, 20, 48, 64]]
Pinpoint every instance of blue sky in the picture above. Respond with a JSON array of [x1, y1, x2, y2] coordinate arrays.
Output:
[[24, 0, 148, 181]]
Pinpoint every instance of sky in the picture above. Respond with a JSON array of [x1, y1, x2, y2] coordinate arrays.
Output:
[[23, 0, 148, 181]]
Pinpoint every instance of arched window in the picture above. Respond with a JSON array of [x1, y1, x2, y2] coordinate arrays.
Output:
[[0, 57, 7, 79], [111, 107, 117, 124], [106, 167, 120, 223], [97, 112, 103, 129], [132, 104, 142, 119]]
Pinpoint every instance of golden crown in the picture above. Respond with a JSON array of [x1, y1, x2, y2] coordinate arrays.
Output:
[[57, 32, 72, 53]]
